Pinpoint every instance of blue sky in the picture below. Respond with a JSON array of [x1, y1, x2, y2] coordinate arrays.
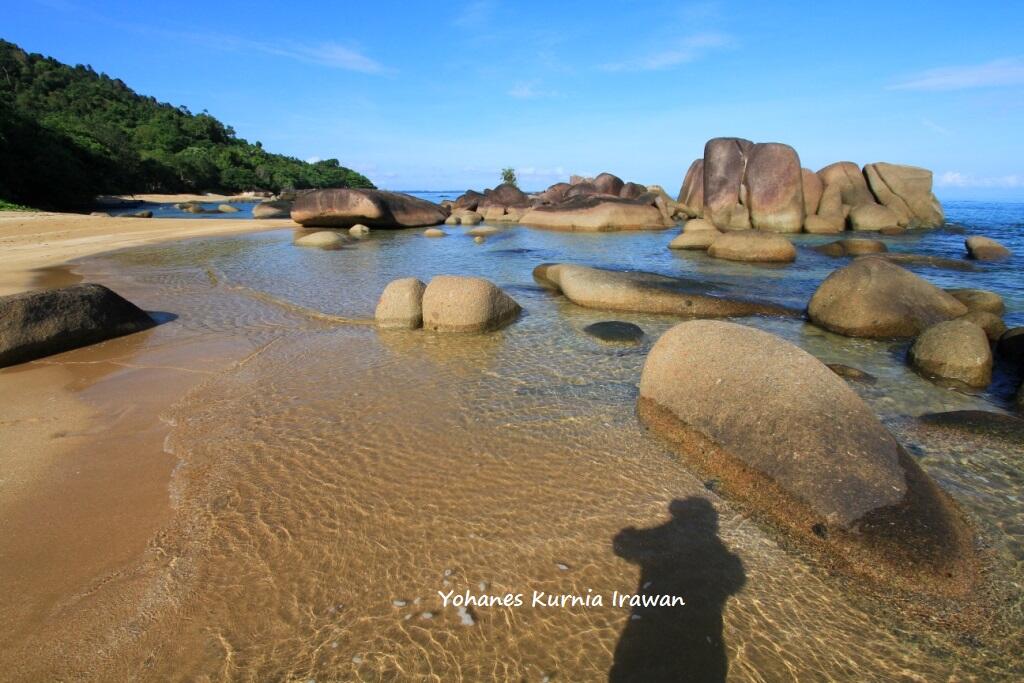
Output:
[[6, 1, 1024, 198]]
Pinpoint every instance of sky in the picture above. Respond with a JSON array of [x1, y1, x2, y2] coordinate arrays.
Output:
[[6, 0, 1024, 199]]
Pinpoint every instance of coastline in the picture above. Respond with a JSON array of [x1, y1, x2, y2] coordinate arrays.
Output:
[[0, 211, 295, 676], [0, 210, 294, 295]]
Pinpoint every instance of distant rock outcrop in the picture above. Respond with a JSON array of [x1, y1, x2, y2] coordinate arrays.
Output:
[[292, 189, 447, 228], [675, 138, 944, 233]]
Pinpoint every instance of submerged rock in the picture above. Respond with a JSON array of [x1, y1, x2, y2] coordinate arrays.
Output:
[[909, 319, 992, 388], [292, 189, 447, 229], [826, 363, 877, 384], [293, 230, 347, 249], [349, 224, 370, 236], [533, 263, 799, 319], [965, 236, 1011, 260], [583, 321, 644, 344], [707, 230, 796, 263], [808, 257, 967, 338], [917, 410, 1024, 445], [423, 228, 446, 238], [875, 253, 976, 272], [467, 225, 500, 237], [218, 204, 239, 213], [637, 320, 976, 596], [421, 276, 521, 333], [0, 284, 155, 367], [375, 277, 426, 329], [812, 238, 887, 257]]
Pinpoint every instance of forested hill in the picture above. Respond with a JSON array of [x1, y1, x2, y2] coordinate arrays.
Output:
[[0, 39, 374, 210]]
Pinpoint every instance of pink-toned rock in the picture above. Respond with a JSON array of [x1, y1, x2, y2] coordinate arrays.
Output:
[[801, 168, 823, 216], [746, 142, 804, 233], [703, 137, 753, 230], [676, 159, 705, 218], [519, 196, 674, 231], [818, 162, 874, 207]]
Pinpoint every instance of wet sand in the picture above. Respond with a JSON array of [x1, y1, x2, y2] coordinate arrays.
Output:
[[0, 210, 292, 295]]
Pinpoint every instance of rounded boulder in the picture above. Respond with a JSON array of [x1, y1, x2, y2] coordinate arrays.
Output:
[[909, 319, 993, 388]]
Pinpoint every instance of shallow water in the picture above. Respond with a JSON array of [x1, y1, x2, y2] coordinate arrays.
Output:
[[107, 200, 261, 219], [46, 201, 1024, 679]]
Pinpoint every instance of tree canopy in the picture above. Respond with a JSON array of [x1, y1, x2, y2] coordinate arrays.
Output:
[[0, 39, 374, 210]]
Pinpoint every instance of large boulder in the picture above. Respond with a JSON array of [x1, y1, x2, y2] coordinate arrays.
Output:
[[706, 230, 796, 263], [421, 276, 521, 333], [808, 257, 968, 338], [518, 196, 674, 231], [909, 319, 993, 388], [817, 162, 874, 207], [803, 213, 845, 234], [848, 203, 900, 232], [564, 181, 600, 200], [745, 142, 804, 233], [676, 159, 705, 218], [537, 182, 572, 204], [253, 200, 292, 219], [0, 284, 156, 367], [863, 163, 944, 228], [454, 190, 485, 211], [801, 168, 823, 216], [292, 189, 447, 228], [375, 277, 426, 329], [965, 236, 1011, 260], [619, 181, 647, 199], [637, 320, 976, 596], [533, 264, 798, 318], [593, 172, 625, 196], [702, 137, 753, 230], [669, 230, 719, 250], [479, 183, 530, 213]]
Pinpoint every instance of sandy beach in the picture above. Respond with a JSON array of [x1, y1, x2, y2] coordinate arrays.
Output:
[[0, 210, 293, 295]]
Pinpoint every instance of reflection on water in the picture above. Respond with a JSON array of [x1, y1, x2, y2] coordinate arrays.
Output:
[[41, 201, 1024, 679]]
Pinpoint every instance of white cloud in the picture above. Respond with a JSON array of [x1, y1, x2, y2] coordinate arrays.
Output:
[[601, 32, 733, 72], [890, 57, 1024, 91], [306, 156, 322, 163], [937, 171, 1023, 188], [453, 0, 497, 29], [507, 81, 559, 99], [921, 118, 951, 136], [257, 41, 390, 75]]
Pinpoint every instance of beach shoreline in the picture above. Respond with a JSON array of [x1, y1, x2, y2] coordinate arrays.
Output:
[[0, 210, 294, 295]]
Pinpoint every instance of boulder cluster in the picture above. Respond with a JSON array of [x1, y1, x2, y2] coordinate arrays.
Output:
[[677, 137, 944, 234], [451, 173, 678, 232], [375, 275, 521, 333]]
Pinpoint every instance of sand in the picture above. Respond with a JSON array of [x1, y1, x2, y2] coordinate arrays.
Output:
[[0, 210, 293, 295]]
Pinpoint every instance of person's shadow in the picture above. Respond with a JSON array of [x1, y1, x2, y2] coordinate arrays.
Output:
[[609, 497, 746, 683]]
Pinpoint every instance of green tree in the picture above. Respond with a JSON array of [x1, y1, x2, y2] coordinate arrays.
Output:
[[501, 167, 518, 187]]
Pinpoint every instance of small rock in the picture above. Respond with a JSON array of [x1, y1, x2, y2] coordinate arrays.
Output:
[[424, 228, 446, 238], [945, 288, 1005, 316], [909, 319, 993, 388], [474, 236, 485, 244], [965, 236, 1011, 260], [217, 204, 239, 213], [555, 562, 570, 571], [293, 230, 346, 249], [375, 277, 426, 329], [392, 599, 408, 608], [583, 321, 644, 344], [349, 224, 370, 236]]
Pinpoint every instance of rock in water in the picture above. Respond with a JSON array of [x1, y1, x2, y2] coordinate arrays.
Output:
[[518, 196, 674, 231], [253, 200, 292, 219], [826, 363, 877, 384], [291, 189, 447, 228], [958, 310, 1006, 341], [375, 277, 426, 329], [637, 320, 976, 596], [848, 203, 900, 231], [745, 142, 804, 233], [945, 288, 1004, 316], [965, 236, 1011, 261], [218, 204, 240, 213], [863, 162, 944, 228], [707, 230, 796, 263], [909, 319, 993, 388], [0, 284, 156, 367], [349, 224, 370, 236], [421, 276, 521, 333], [676, 159, 704, 218], [583, 321, 644, 344], [534, 263, 799, 319], [703, 137, 754, 230], [817, 161, 874, 207], [812, 238, 887, 257], [293, 230, 346, 249], [808, 257, 967, 338], [668, 230, 719, 250]]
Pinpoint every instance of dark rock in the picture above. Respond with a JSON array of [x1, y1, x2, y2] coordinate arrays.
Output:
[[583, 321, 645, 344], [997, 327, 1024, 364], [826, 363, 877, 384], [291, 189, 447, 228], [0, 284, 155, 367], [917, 410, 1024, 444]]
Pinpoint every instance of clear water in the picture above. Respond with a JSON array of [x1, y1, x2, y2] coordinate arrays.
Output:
[[56, 200, 1024, 680], [107, 200, 261, 219]]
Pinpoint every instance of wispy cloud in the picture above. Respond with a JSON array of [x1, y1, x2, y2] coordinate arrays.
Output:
[[601, 32, 733, 72], [937, 171, 1023, 188], [453, 0, 497, 29], [256, 41, 390, 75], [921, 118, 951, 136], [507, 81, 559, 99], [890, 57, 1024, 91]]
